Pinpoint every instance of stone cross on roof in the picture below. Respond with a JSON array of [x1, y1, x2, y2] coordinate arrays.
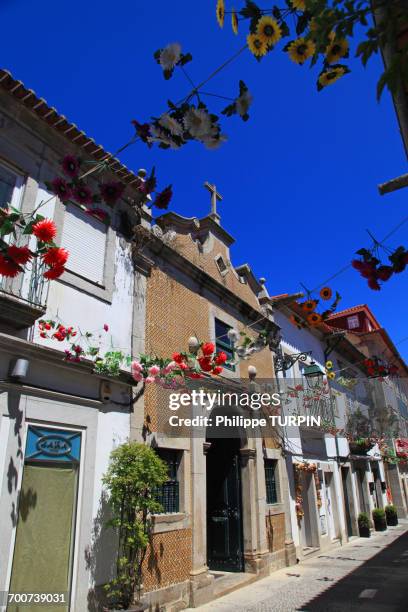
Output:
[[204, 182, 222, 224]]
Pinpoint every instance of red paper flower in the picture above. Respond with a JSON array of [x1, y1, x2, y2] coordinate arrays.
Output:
[[44, 265, 65, 279], [153, 185, 173, 210], [215, 351, 227, 365], [51, 177, 72, 202], [43, 247, 69, 267], [131, 120, 152, 145], [73, 183, 93, 205], [7, 245, 32, 265], [100, 181, 125, 205], [104, 323, 109, 332], [376, 265, 393, 281], [32, 219, 57, 243], [212, 366, 223, 375], [198, 357, 213, 372], [172, 352, 184, 364], [0, 253, 21, 277], [202, 342, 215, 356], [62, 155, 80, 178], [367, 276, 380, 291]]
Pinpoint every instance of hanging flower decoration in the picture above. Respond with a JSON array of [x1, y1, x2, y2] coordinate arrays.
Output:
[[362, 357, 398, 379], [293, 461, 321, 522], [352, 241, 408, 290], [217, 1, 355, 91], [325, 360, 336, 380], [289, 287, 341, 330], [222, 81, 253, 122], [0, 207, 69, 281], [154, 43, 193, 80]]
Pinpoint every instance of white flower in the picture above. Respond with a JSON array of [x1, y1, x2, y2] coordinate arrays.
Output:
[[236, 89, 253, 117], [183, 107, 213, 139], [149, 125, 180, 149], [202, 133, 227, 150], [159, 43, 182, 71], [158, 113, 184, 136]]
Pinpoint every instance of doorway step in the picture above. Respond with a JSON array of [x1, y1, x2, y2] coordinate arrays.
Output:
[[209, 571, 258, 599]]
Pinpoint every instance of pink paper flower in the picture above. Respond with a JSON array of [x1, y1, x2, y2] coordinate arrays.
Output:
[[148, 365, 161, 376], [145, 376, 156, 384], [132, 372, 144, 383], [131, 360, 143, 374], [103, 323, 109, 332]]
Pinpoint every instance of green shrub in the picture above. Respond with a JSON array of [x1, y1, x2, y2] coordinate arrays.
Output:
[[102, 442, 169, 609], [385, 504, 397, 518], [372, 508, 386, 520], [358, 512, 370, 528]]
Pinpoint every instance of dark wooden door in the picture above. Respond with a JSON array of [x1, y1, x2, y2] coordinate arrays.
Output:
[[207, 439, 244, 572]]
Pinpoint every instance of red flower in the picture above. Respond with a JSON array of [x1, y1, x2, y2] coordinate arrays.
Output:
[[0, 253, 21, 277], [376, 265, 393, 282], [32, 219, 57, 243], [172, 352, 184, 364], [188, 372, 204, 379], [61, 155, 80, 178], [73, 183, 93, 205], [7, 245, 32, 265], [104, 323, 109, 332], [212, 366, 223, 375], [51, 177, 72, 202], [153, 185, 172, 210], [44, 265, 65, 279], [202, 342, 215, 356], [367, 276, 380, 291], [198, 357, 213, 372], [100, 181, 125, 205], [215, 351, 227, 365], [43, 247, 69, 267]]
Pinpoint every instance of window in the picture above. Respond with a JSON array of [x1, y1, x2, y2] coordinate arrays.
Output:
[[215, 318, 235, 371], [61, 203, 107, 284], [347, 315, 359, 330], [0, 163, 24, 210], [215, 254, 228, 276], [264, 459, 279, 504], [155, 449, 181, 513]]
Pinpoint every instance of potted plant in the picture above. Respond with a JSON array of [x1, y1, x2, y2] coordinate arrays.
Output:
[[349, 437, 374, 455], [372, 508, 387, 532], [102, 442, 169, 611], [385, 504, 399, 526], [358, 512, 371, 538]]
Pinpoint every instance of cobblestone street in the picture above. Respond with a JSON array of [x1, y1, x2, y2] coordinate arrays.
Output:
[[190, 523, 408, 612]]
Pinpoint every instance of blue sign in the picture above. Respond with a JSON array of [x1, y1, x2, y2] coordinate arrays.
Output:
[[25, 426, 81, 463]]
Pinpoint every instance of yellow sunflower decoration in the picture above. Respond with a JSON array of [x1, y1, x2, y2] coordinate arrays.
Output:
[[256, 16, 282, 47], [216, 0, 225, 28], [247, 33, 268, 58], [231, 7, 239, 35], [287, 38, 315, 64], [318, 65, 348, 90], [307, 313, 322, 326], [327, 371, 336, 380], [325, 33, 349, 64], [320, 286, 332, 300], [302, 299, 318, 312], [325, 360, 333, 370], [291, 0, 306, 10]]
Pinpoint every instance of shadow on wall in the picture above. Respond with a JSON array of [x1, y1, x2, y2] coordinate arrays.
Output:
[[85, 491, 117, 612], [6, 392, 25, 527]]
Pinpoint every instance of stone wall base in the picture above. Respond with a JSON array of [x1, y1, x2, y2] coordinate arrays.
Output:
[[141, 580, 190, 612]]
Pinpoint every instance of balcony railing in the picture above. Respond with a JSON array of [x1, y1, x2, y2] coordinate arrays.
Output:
[[283, 388, 335, 426], [0, 258, 47, 329]]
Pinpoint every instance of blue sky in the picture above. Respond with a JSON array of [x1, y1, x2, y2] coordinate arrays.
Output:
[[2, 0, 407, 359]]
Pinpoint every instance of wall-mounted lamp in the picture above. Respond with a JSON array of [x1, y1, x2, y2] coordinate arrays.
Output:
[[9, 357, 30, 381]]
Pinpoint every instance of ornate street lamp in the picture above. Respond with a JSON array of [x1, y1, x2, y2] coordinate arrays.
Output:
[[274, 347, 312, 373], [303, 361, 325, 390]]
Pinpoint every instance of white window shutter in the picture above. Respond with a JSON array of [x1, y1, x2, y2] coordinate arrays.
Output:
[[61, 204, 107, 284]]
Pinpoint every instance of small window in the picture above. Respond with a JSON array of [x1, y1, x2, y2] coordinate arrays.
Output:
[[215, 254, 228, 275], [61, 203, 107, 284], [155, 449, 181, 513], [264, 459, 279, 504], [215, 318, 235, 371], [0, 163, 24, 210], [347, 315, 359, 330]]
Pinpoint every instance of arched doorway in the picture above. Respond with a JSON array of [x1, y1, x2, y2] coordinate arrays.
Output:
[[206, 435, 244, 572]]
